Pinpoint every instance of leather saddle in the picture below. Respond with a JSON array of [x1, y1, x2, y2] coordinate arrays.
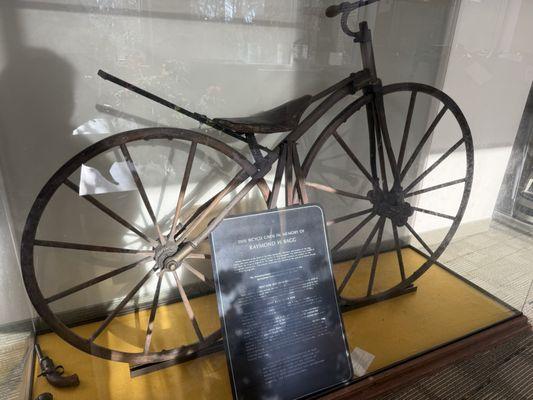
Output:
[[213, 95, 313, 134]]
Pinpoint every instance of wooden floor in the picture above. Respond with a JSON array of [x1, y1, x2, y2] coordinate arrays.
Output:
[[32, 247, 518, 400]]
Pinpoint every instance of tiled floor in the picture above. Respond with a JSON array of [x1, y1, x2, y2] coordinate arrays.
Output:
[[0, 328, 32, 400], [382, 220, 533, 400], [441, 221, 533, 319]]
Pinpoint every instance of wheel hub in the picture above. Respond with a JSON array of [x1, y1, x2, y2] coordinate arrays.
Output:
[[154, 241, 181, 271], [368, 188, 413, 226]]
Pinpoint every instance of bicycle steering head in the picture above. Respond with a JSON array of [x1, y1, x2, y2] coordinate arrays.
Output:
[[326, 0, 380, 39]]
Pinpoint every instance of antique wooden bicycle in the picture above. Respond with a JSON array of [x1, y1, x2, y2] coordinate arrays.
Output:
[[21, 0, 473, 365]]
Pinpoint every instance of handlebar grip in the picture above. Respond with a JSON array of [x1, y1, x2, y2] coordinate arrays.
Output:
[[325, 1, 380, 17], [97, 69, 112, 81], [325, 2, 348, 17]]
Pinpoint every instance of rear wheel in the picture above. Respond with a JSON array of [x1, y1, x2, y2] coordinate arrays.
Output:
[[21, 128, 268, 364]]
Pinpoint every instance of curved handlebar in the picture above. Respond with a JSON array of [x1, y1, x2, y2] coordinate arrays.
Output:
[[325, 0, 380, 18]]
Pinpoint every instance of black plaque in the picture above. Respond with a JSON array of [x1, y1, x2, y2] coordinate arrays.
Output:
[[210, 204, 352, 400]]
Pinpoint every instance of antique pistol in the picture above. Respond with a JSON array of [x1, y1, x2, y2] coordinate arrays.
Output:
[[35, 344, 80, 388]]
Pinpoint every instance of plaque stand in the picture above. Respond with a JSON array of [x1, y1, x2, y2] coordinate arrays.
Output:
[[128, 341, 223, 378], [126, 288, 421, 379], [339, 285, 417, 313]]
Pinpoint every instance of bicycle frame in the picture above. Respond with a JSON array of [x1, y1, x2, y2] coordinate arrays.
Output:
[[97, 20, 389, 269], [161, 22, 392, 267]]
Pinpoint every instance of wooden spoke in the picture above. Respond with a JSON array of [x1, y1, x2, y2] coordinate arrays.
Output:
[[120, 144, 165, 244], [170, 141, 197, 238], [182, 262, 212, 286], [267, 144, 287, 208], [172, 271, 204, 342], [397, 91, 417, 171], [46, 256, 152, 303], [174, 189, 221, 240], [405, 222, 434, 256], [285, 142, 294, 206], [34, 240, 153, 255], [89, 267, 155, 342], [338, 217, 383, 294], [305, 181, 370, 201], [405, 178, 466, 198], [404, 138, 465, 193], [332, 212, 376, 253], [332, 131, 376, 184], [291, 144, 309, 204], [366, 217, 386, 296], [412, 206, 455, 220], [391, 223, 406, 281], [401, 106, 448, 180], [64, 180, 156, 246], [144, 272, 163, 353], [326, 208, 373, 226]]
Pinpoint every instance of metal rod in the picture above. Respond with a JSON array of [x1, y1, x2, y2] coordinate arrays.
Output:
[[178, 171, 247, 241], [267, 144, 287, 208], [332, 212, 376, 253], [412, 206, 455, 220], [374, 93, 400, 186], [182, 262, 209, 283], [405, 222, 434, 256], [326, 208, 373, 226], [374, 103, 389, 191], [405, 177, 466, 197], [305, 181, 370, 201], [89, 267, 155, 342], [404, 138, 464, 193], [332, 131, 375, 185], [365, 99, 379, 181], [401, 106, 448, 180], [397, 91, 417, 171], [97, 69, 249, 144], [366, 217, 385, 296], [144, 273, 163, 353], [392, 223, 406, 281], [285, 142, 294, 206], [291, 144, 309, 204], [186, 253, 211, 260], [338, 216, 382, 293], [172, 271, 204, 342]]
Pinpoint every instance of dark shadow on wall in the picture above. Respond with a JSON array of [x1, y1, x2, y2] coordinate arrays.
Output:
[[0, 2, 77, 241]]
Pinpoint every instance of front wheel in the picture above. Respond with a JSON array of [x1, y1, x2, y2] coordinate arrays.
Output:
[[302, 83, 473, 306]]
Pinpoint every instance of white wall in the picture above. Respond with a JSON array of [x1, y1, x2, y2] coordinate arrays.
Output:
[[412, 0, 533, 241], [0, 170, 35, 324]]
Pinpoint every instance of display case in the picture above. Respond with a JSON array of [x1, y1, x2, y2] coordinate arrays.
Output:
[[0, 1, 531, 399]]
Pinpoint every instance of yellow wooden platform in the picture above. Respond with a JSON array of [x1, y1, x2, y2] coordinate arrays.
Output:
[[33, 248, 516, 399]]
